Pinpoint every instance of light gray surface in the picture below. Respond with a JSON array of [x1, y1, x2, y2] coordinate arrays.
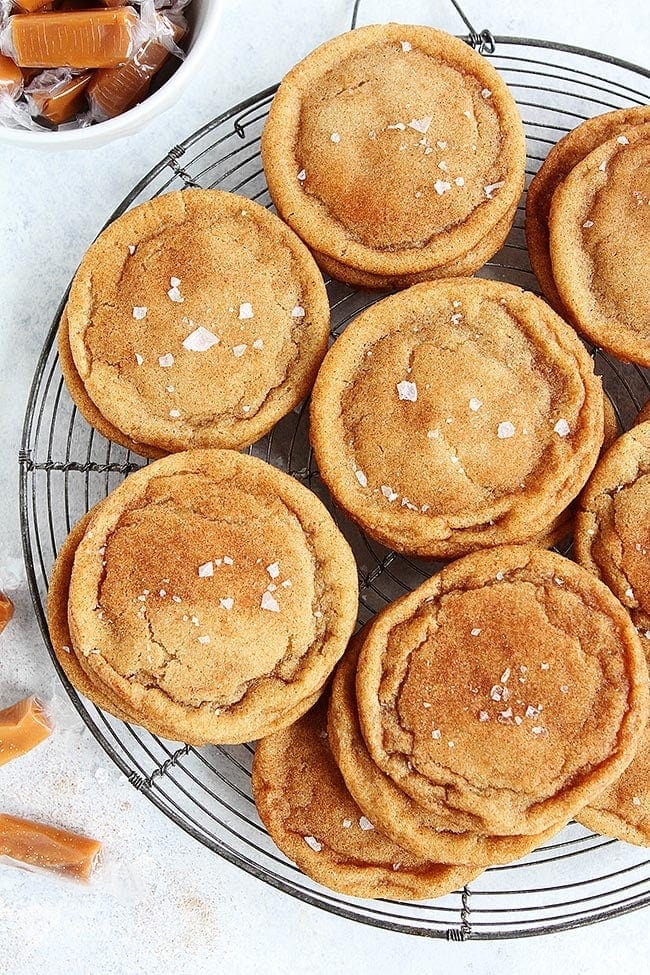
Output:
[[0, 1, 648, 972]]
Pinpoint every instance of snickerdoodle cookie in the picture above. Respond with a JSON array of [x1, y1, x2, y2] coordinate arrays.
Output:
[[328, 636, 561, 866], [48, 507, 323, 739], [355, 546, 648, 837], [526, 105, 650, 315], [549, 124, 650, 365], [64, 450, 358, 744], [575, 422, 650, 633], [65, 189, 329, 455], [262, 24, 525, 287], [310, 278, 604, 559], [252, 697, 483, 898], [575, 424, 650, 847]]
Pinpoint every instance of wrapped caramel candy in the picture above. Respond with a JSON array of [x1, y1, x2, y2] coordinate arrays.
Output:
[[0, 589, 14, 634], [0, 696, 53, 766], [0, 814, 101, 880], [26, 67, 92, 123], [88, 11, 185, 119], [1, 7, 138, 69]]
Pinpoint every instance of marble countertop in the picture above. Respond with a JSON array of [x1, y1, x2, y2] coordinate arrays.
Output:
[[0, 1, 648, 972]]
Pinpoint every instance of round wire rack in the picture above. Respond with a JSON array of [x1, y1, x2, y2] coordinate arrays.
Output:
[[19, 3, 650, 941]]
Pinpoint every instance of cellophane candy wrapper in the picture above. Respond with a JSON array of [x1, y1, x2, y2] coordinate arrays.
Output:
[[0, 89, 38, 127], [86, 0, 187, 121], [0, 0, 190, 129]]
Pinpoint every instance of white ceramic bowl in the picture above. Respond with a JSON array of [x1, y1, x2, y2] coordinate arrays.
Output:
[[0, 0, 224, 149]]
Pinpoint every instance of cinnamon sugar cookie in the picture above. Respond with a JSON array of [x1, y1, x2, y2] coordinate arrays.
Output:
[[262, 24, 525, 286], [65, 450, 358, 744], [356, 546, 648, 836], [549, 124, 650, 365], [328, 637, 562, 866], [310, 278, 603, 559], [48, 508, 323, 739], [253, 697, 483, 898], [575, 422, 650, 633], [65, 189, 329, 454], [526, 105, 650, 315]]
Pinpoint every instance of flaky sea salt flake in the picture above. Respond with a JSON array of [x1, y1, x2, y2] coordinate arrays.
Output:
[[132, 306, 147, 320], [408, 116, 432, 134], [397, 380, 417, 401], [198, 562, 213, 578], [484, 181, 505, 199], [304, 835, 322, 852], [183, 326, 220, 352], [497, 421, 515, 439], [381, 485, 399, 502], [158, 353, 174, 368], [554, 418, 570, 437], [261, 591, 280, 613]]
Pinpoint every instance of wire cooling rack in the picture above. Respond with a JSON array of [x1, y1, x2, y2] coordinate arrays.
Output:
[[19, 0, 650, 941]]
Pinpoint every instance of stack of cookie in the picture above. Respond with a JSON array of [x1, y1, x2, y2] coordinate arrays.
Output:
[[262, 24, 526, 289], [526, 107, 650, 365], [48, 450, 358, 744], [572, 419, 650, 846], [254, 546, 648, 898]]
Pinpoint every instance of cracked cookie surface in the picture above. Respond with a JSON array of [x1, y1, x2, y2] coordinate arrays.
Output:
[[355, 546, 648, 836], [262, 24, 525, 281], [310, 278, 604, 559], [65, 189, 329, 453], [328, 635, 561, 865], [525, 105, 650, 316], [549, 124, 650, 366], [253, 694, 483, 898], [65, 449, 358, 744]]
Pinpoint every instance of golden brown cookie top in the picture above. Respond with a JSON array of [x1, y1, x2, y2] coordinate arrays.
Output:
[[356, 546, 648, 837], [328, 637, 560, 866], [549, 124, 650, 366], [66, 189, 329, 452], [575, 422, 650, 634], [67, 450, 358, 744], [253, 697, 482, 898], [262, 24, 525, 275], [525, 105, 650, 314], [310, 278, 603, 559]]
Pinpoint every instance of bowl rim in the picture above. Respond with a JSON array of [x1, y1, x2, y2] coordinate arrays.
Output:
[[0, 0, 224, 149]]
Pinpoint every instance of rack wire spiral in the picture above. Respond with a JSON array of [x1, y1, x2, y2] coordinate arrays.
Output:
[[19, 1, 650, 940]]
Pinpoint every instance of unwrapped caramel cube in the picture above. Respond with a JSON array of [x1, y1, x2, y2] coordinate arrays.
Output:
[[0, 814, 101, 880], [0, 695, 53, 765]]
